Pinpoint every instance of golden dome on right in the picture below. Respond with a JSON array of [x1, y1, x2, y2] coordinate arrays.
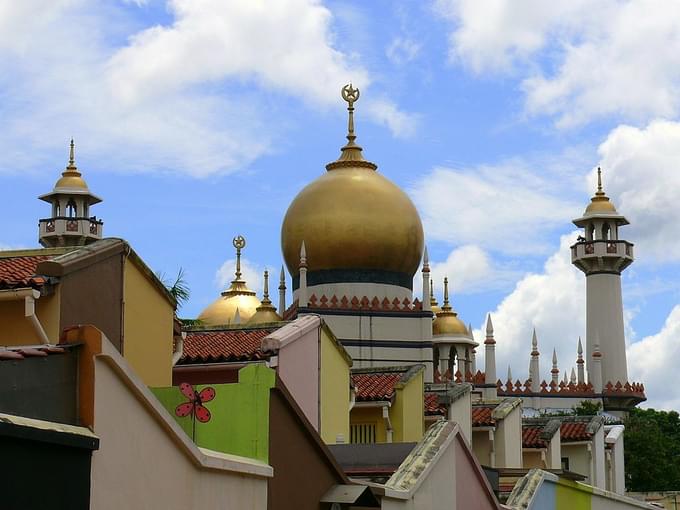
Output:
[[280, 85, 424, 292]]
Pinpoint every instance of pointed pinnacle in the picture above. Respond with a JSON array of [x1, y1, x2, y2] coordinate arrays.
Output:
[[552, 348, 557, 365], [486, 314, 494, 335], [577, 336, 583, 355]]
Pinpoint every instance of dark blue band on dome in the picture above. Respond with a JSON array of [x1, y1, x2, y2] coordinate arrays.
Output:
[[292, 268, 413, 291]]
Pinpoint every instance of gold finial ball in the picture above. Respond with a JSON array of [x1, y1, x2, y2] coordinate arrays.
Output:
[[233, 235, 246, 250], [342, 84, 360, 106]]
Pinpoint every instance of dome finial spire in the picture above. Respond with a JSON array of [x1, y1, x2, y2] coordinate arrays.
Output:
[[68, 138, 76, 168], [342, 83, 360, 146], [596, 166, 605, 196], [443, 277, 449, 308], [232, 235, 246, 282]]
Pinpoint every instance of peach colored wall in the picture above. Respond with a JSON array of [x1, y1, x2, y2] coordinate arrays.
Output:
[[455, 439, 499, 510], [90, 354, 269, 510], [276, 324, 320, 429]]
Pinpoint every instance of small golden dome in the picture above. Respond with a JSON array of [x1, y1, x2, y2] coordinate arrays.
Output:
[[281, 85, 424, 287], [54, 139, 89, 190], [248, 269, 283, 325], [198, 236, 262, 326], [432, 277, 469, 336], [584, 167, 618, 215]]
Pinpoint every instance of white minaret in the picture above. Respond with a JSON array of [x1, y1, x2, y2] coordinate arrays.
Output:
[[298, 241, 308, 307], [551, 348, 559, 385], [572, 168, 633, 386], [576, 337, 585, 385], [484, 315, 496, 382], [278, 265, 287, 317], [529, 328, 540, 392], [422, 246, 431, 312], [38, 139, 103, 247]]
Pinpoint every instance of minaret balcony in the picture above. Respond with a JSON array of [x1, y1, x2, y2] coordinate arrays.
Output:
[[39, 217, 103, 241], [570, 239, 634, 274]]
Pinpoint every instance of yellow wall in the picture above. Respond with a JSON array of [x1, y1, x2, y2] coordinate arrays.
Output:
[[0, 292, 60, 346], [350, 407, 387, 443], [523, 450, 545, 469], [319, 328, 350, 444], [122, 259, 174, 387], [391, 369, 424, 442]]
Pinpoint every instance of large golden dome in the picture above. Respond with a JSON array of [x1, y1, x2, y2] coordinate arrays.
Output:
[[281, 85, 424, 289], [198, 236, 261, 326]]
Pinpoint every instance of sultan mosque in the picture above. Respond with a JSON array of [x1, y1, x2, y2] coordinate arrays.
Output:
[[14, 83, 651, 502], [190, 85, 645, 414]]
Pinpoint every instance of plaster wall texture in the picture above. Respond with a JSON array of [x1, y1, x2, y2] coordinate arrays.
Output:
[[496, 406, 523, 468], [562, 443, 592, 481], [275, 321, 320, 430], [123, 258, 174, 386], [586, 273, 628, 385], [523, 450, 545, 469], [319, 327, 350, 443], [391, 369, 425, 442], [449, 390, 472, 443], [608, 432, 625, 495], [547, 431, 562, 469], [350, 406, 388, 443], [0, 292, 59, 345], [592, 425, 607, 490], [90, 356, 269, 510], [472, 430, 493, 467], [322, 314, 432, 341], [454, 439, 499, 510], [519, 396, 603, 410]]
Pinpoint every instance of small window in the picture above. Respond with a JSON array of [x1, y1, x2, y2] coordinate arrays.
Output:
[[66, 199, 77, 218], [561, 457, 570, 471], [350, 423, 376, 444]]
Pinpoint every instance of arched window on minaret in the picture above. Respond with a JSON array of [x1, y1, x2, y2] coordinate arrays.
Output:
[[602, 222, 610, 241], [587, 224, 595, 241], [66, 199, 77, 218], [54, 200, 60, 217]]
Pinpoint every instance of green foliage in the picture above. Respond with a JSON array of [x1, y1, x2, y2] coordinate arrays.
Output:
[[573, 400, 601, 416], [625, 408, 680, 491], [156, 268, 191, 309]]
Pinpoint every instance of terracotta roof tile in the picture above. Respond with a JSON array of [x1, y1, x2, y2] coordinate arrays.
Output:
[[472, 406, 496, 427], [560, 421, 592, 442], [352, 372, 402, 401], [179, 327, 278, 364], [424, 392, 446, 416], [522, 426, 547, 448], [0, 255, 51, 289]]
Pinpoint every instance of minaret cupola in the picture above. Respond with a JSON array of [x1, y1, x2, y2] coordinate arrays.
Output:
[[38, 140, 103, 247]]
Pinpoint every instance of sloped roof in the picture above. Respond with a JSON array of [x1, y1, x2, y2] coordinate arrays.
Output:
[[560, 421, 592, 442], [179, 326, 280, 364], [472, 406, 496, 427], [352, 365, 424, 402], [424, 392, 446, 416], [0, 254, 52, 289], [522, 426, 547, 448]]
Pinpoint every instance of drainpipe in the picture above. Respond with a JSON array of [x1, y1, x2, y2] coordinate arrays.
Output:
[[383, 404, 393, 443], [0, 288, 50, 344]]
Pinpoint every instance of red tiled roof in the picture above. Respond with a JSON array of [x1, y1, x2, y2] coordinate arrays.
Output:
[[179, 328, 278, 364], [523, 426, 547, 448], [0, 255, 51, 289], [0, 346, 66, 361], [424, 392, 446, 416], [560, 421, 592, 442], [472, 406, 496, 427], [352, 372, 402, 401]]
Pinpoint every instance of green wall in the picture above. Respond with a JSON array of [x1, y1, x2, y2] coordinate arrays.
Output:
[[152, 364, 275, 462]]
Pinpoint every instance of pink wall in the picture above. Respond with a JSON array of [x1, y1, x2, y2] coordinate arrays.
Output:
[[456, 438, 499, 510]]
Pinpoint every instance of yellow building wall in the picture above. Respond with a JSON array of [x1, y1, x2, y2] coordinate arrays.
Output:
[[122, 259, 174, 387], [523, 450, 545, 469], [391, 369, 424, 442], [0, 292, 60, 346], [319, 328, 350, 444], [350, 407, 387, 443]]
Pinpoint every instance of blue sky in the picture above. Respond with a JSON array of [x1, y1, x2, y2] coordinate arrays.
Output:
[[2, 0, 680, 408]]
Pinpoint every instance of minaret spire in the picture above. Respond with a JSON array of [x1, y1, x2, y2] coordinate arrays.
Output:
[[422, 246, 431, 312], [262, 269, 271, 305], [484, 313, 497, 397], [551, 348, 559, 384], [278, 265, 286, 317], [576, 337, 585, 385], [529, 328, 540, 392], [298, 241, 308, 307]]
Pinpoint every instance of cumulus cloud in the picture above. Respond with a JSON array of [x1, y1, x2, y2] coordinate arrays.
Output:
[[594, 120, 680, 262], [0, 0, 412, 177], [628, 305, 680, 410], [215, 257, 265, 296], [436, 0, 680, 126], [412, 160, 581, 255], [472, 233, 586, 383], [427, 244, 521, 296]]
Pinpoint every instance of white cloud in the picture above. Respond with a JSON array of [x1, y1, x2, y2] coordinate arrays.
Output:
[[215, 257, 265, 296], [412, 160, 581, 255], [436, 0, 680, 127], [595, 120, 680, 262], [386, 37, 421, 65], [0, 0, 412, 177], [472, 233, 586, 383], [628, 305, 680, 410], [428, 244, 520, 296]]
